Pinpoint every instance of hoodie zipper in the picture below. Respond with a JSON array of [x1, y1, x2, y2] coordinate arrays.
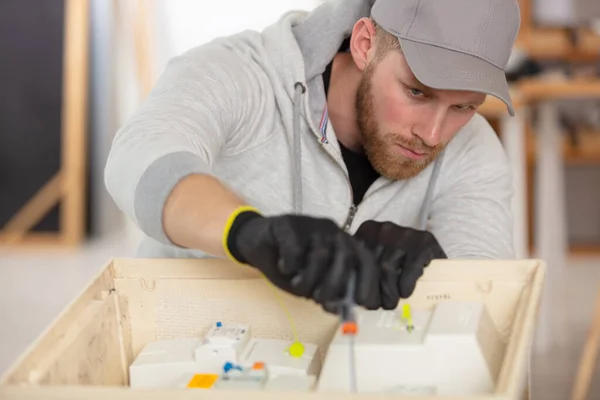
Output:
[[311, 119, 396, 232], [341, 179, 394, 232], [343, 204, 358, 232], [316, 144, 360, 232], [314, 135, 397, 232], [311, 121, 357, 229]]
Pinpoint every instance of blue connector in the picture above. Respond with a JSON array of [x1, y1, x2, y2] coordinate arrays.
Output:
[[223, 362, 233, 373], [223, 362, 242, 373]]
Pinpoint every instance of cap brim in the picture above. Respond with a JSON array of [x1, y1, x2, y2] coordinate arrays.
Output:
[[399, 38, 514, 116]]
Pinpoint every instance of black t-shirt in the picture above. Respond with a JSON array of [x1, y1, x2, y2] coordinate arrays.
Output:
[[322, 38, 380, 205]]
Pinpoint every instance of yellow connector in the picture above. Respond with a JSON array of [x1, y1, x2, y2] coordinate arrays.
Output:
[[401, 303, 414, 333]]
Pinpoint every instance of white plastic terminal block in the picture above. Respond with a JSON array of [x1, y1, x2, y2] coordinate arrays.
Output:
[[317, 301, 505, 395], [242, 338, 320, 378], [213, 363, 269, 390], [129, 321, 319, 390], [129, 321, 250, 389], [176, 369, 316, 392], [129, 337, 204, 389], [194, 322, 251, 370]]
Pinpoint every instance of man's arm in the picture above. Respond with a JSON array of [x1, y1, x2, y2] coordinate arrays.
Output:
[[427, 114, 515, 259], [104, 41, 268, 256], [162, 174, 247, 257]]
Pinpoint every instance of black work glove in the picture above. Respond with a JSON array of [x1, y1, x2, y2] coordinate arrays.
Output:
[[353, 220, 447, 309], [226, 209, 381, 311]]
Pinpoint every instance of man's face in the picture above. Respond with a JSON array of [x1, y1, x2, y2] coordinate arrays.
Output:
[[355, 49, 486, 180]]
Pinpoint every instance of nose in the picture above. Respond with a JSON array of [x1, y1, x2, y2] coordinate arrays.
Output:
[[413, 107, 445, 147]]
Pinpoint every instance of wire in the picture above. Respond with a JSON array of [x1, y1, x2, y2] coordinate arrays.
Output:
[[340, 271, 358, 393], [402, 303, 414, 333], [348, 333, 357, 392], [260, 274, 300, 345]]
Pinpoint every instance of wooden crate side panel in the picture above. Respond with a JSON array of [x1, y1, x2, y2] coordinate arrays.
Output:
[[495, 286, 531, 398], [3, 293, 125, 386], [114, 293, 134, 385], [112, 278, 161, 364], [111, 257, 261, 280], [0, 384, 512, 400], [409, 280, 527, 342], [111, 258, 541, 282], [113, 277, 340, 361], [0, 262, 116, 385], [419, 259, 540, 283], [495, 259, 546, 397], [38, 294, 124, 385]]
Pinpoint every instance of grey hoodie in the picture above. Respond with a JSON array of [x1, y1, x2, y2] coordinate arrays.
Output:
[[104, 0, 515, 260]]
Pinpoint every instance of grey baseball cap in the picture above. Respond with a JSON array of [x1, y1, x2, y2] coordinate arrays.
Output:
[[371, 0, 520, 116]]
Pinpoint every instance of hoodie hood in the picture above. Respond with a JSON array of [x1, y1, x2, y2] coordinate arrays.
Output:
[[261, 0, 376, 132], [293, 0, 376, 82]]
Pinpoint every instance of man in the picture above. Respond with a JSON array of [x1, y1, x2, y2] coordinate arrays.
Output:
[[105, 0, 519, 313]]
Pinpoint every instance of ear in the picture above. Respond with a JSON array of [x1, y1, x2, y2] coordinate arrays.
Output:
[[349, 17, 377, 72]]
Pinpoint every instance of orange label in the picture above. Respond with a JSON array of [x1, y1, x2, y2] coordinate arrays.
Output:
[[187, 373, 219, 389]]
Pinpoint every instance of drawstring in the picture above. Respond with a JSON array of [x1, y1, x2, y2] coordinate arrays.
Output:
[[418, 148, 446, 231], [292, 82, 306, 214]]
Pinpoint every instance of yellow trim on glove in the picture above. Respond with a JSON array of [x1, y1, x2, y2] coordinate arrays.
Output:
[[222, 205, 261, 263]]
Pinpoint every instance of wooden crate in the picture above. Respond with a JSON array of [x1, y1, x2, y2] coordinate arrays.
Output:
[[0, 258, 546, 399]]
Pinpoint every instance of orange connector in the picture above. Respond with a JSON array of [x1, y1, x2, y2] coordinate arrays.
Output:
[[342, 321, 358, 335], [252, 362, 265, 370]]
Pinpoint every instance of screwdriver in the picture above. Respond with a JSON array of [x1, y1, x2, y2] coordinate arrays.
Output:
[[339, 271, 358, 393]]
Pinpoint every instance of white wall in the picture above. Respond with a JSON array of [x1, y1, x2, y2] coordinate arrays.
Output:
[[152, 0, 324, 79]]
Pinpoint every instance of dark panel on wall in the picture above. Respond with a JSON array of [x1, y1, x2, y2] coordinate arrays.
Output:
[[0, 0, 66, 231]]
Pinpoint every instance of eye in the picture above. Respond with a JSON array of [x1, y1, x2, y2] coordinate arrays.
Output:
[[409, 88, 423, 97], [455, 104, 475, 111]]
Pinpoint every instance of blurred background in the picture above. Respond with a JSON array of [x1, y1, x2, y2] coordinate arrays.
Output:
[[0, 0, 599, 399]]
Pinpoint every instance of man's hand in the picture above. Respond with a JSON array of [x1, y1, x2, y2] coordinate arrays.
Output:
[[353, 220, 447, 309], [225, 209, 381, 311]]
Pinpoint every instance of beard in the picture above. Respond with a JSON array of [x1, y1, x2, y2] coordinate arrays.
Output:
[[355, 64, 445, 180]]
